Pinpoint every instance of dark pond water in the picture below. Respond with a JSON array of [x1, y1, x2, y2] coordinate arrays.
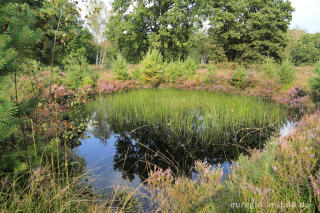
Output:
[[73, 111, 296, 192]]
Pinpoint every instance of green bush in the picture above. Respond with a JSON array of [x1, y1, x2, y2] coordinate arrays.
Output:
[[141, 49, 164, 86], [132, 67, 142, 81], [182, 56, 198, 78], [291, 33, 320, 65], [165, 61, 184, 83], [231, 65, 248, 89], [278, 60, 296, 85], [63, 53, 97, 90], [203, 64, 217, 83], [261, 57, 278, 78], [309, 61, 320, 94], [207, 64, 217, 74], [112, 52, 130, 82]]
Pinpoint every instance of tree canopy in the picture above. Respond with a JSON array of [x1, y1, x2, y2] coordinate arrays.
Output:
[[291, 33, 320, 65], [106, 0, 207, 63], [208, 0, 294, 63]]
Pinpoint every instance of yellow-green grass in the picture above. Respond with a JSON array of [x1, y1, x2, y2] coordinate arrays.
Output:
[[88, 89, 287, 145]]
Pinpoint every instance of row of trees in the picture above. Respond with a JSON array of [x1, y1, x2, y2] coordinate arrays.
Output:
[[106, 0, 294, 64]]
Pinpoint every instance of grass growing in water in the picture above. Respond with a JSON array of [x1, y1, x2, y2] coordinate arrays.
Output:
[[89, 89, 287, 145]]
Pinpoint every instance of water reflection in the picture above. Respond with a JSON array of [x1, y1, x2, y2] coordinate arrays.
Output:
[[74, 113, 281, 189]]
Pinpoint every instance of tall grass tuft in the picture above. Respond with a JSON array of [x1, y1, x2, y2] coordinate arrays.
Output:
[[89, 89, 287, 145]]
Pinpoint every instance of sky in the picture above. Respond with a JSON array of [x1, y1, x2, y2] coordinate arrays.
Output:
[[290, 0, 320, 33], [80, 0, 320, 33]]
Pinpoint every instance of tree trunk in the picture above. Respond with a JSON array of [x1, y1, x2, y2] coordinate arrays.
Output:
[[96, 51, 99, 66]]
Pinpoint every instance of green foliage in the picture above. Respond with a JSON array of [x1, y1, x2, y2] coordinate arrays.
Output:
[[232, 65, 249, 89], [132, 67, 142, 81], [38, 0, 86, 65], [209, 0, 294, 63], [203, 64, 217, 83], [278, 60, 296, 84], [165, 61, 184, 83], [0, 99, 18, 140], [112, 52, 130, 82], [0, 2, 41, 72], [107, 0, 207, 62], [182, 56, 198, 78], [291, 33, 320, 65], [0, 35, 17, 74], [284, 27, 307, 61], [207, 64, 217, 74], [141, 49, 164, 86], [63, 52, 97, 90], [187, 31, 210, 64], [309, 61, 320, 94], [261, 57, 279, 78]]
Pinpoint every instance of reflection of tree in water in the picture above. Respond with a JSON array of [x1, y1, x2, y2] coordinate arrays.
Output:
[[91, 119, 112, 145], [107, 122, 276, 182]]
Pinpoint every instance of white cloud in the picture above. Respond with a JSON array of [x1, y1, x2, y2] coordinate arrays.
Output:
[[290, 0, 320, 33]]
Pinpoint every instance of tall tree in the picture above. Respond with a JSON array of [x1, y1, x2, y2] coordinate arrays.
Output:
[[291, 33, 320, 65], [0, 2, 41, 102], [85, 0, 110, 66], [107, 0, 207, 63], [208, 0, 294, 63]]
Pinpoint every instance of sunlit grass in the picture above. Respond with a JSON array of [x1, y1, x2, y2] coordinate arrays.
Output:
[[88, 89, 287, 144]]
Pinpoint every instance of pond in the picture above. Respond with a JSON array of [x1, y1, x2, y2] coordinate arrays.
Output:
[[73, 89, 290, 192]]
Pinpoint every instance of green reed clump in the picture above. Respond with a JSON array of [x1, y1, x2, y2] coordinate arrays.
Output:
[[89, 89, 287, 144]]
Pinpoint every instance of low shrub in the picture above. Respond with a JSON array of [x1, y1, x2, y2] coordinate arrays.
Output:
[[132, 67, 142, 81], [62, 54, 97, 90], [231, 65, 249, 89], [112, 52, 130, 82], [207, 64, 217, 74], [309, 61, 320, 95], [182, 56, 198, 78], [203, 64, 217, 83], [165, 61, 184, 83], [280, 87, 312, 113], [278, 60, 296, 85], [141, 49, 164, 87], [261, 57, 278, 78]]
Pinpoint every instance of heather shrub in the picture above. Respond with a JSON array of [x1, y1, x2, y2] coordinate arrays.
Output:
[[280, 87, 312, 113], [310, 170, 320, 209], [309, 61, 320, 95], [147, 161, 223, 212], [278, 60, 296, 85], [112, 52, 130, 82], [141, 49, 164, 87], [261, 57, 278, 78], [150, 112, 320, 212], [231, 65, 248, 89]]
